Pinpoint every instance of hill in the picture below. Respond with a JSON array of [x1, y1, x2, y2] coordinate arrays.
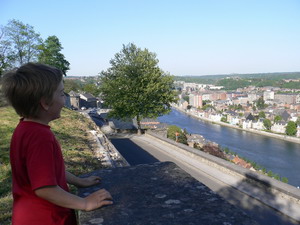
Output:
[[174, 72, 300, 90]]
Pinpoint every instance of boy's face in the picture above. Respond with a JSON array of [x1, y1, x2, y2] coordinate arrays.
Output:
[[47, 80, 65, 121]]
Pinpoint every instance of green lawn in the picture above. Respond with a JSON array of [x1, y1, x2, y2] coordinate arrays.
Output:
[[0, 106, 104, 224]]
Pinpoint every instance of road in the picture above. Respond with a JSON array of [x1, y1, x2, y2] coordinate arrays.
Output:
[[109, 134, 299, 225]]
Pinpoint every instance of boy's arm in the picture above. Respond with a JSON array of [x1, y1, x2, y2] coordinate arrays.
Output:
[[35, 185, 113, 211], [66, 171, 100, 187]]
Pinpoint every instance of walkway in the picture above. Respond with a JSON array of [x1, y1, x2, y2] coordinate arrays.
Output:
[[109, 133, 299, 225]]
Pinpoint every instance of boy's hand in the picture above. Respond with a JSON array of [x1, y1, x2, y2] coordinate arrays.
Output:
[[80, 176, 101, 187], [84, 188, 113, 211]]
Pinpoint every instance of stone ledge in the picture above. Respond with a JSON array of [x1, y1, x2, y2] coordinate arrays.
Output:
[[78, 162, 257, 225], [146, 131, 300, 202]]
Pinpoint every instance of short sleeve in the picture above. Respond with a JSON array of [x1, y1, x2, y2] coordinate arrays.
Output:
[[26, 138, 58, 190]]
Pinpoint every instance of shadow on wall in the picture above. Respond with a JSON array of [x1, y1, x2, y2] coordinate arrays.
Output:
[[216, 173, 299, 225]]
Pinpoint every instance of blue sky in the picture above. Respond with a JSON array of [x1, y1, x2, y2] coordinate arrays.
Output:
[[1, 0, 299, 76]]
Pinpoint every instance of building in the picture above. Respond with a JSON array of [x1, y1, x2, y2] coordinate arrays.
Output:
[[69, 91, 98, 109], [271, 122, 287, 134], [189, 93, 203, 108], [242, 120, 252, 129], [69, 91, 80, 109], [64, 92, 71, 108], [252, 119, 265, 130], [274, 93, 297, 104], [79, 93, 97, 108], [263, 90, 275, 100], [248, 93, 258, 103]]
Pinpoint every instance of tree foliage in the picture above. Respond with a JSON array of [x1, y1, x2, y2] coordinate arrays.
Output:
[[281, 81, 300, 89], [167, 125, 187, 144], [4, 19, 42, 66], [263, 119, 272, 130], [38, 35, 70, 75], [285, 121, 297, 136], [274, 115, 282, 123], [0, 20, 69, 77], [63, 79, 82, 93], [83, 83, 100, 97], [256, 97, 267, 110], [99, 43, 177, 131], [258, 111, 266, 118], [0, 26, 15, 76], [216, 78, 251, 90], [221, 116, 227, 123]]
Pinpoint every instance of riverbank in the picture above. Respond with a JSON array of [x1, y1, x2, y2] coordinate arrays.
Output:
[[173, 106, 300, 145]]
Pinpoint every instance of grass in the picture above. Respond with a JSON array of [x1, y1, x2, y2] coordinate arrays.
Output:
[[0, 106, 104, 225]]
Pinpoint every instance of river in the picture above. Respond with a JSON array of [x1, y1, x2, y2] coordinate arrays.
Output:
[[158, 109, 300, 187]]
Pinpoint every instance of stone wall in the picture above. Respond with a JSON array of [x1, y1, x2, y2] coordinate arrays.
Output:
[[78, 162, 257, 225]]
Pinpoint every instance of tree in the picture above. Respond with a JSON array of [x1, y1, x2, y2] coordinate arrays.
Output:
[[182, 95, 189, 102], [167, 125, 187, 144], [285, 121, 297, 136], [263, 119, 272, 130], [256, 97, 266, 110], [0, 25, 15, 76], [99, 43, 177, 133], [221, 115, 227, 123], [38, 35, 70, 75], [5, 19, 42, 66], [83, 83, 100, 97], [258, 111, 266, 118], [274, 115, 282, 123], [63, 79, 82, 93]]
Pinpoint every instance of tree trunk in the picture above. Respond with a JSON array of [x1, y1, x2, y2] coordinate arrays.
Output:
[[137, 114, 142, 135]]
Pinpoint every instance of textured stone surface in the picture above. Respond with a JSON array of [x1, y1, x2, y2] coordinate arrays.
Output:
[[78, 162, 257, 225]]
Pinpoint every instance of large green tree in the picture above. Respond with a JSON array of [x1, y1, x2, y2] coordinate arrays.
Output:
[[256, 97, 267, 110], [38, 35, 70, 75], [285, 121, 297, 136], [4, 19, 42, 66], [263, 119, 272, 130], [99, 43, 177, 133]]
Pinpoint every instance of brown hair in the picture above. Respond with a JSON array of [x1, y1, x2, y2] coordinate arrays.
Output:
[[1, 63, 63, 118]]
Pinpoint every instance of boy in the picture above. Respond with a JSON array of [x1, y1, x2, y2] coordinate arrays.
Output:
[[1, 63, 113, 225]]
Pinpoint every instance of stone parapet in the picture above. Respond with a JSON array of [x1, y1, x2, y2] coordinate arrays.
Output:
[[78, 162, 257, 225], [145, 131, 300, 222]]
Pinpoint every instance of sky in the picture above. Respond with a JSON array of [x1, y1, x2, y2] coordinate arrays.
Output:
[[1, 0, 300, 76]]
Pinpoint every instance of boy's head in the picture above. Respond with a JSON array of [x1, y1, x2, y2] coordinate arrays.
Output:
[[1, 63, 63, 119]]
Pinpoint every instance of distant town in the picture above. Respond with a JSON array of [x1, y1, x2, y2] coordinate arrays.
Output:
[[64, 74, 300, 139], [172, 79, 300, 139]]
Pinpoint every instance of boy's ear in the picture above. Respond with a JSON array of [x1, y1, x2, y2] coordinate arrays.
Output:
[[40, 98, 50, 111]]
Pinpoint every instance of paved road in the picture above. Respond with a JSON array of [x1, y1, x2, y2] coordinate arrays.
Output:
[[109, 134, 299, 225]]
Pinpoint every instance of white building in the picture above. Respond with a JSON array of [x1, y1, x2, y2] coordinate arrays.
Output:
[[252, 119, 265, 130], [209, 113, 222, 122], [271, 122, 286, 134], [243, 120, 252, 129], [263, 90, 275, 100]]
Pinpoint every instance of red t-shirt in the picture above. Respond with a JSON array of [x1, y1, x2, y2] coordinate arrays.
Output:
[[10, 120, 77, 225]]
